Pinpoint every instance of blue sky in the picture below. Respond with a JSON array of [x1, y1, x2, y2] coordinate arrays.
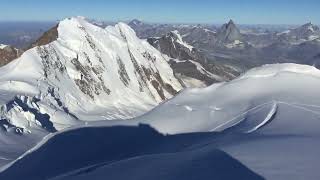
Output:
[[0, 0, 319, 24]]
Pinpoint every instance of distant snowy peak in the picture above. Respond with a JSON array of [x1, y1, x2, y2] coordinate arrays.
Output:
[[169, 30, 194, 51], [299, 22, 319, 33], [147, 30, 195, 60], [0, 17, 183, 134], [278, 22, 320, 43], [147, 30, 237, 87], [216, 19, 242, 44], [128, 19, 144, 26]]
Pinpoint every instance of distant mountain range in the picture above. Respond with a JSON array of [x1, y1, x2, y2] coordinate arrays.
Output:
[[128, 19, 320, 70], [0, 17, 320, 180]]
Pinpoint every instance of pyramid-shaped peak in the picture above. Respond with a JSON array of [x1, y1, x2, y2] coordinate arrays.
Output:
[[296, 22, 319, 33], [303, 22, 313, 26], [129, 19, 144, 26], [227, 19, 235, 25]]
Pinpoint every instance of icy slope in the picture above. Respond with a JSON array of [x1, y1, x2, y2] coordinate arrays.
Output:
[[0, 17, 182, 134], [94, 63, 320, 134], [2, 63, 320, 180]]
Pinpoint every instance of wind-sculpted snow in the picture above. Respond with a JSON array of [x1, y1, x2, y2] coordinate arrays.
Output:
[[73, 63, 320, 179], [1, 63, 320, 179], [96, 63, 320, 134]]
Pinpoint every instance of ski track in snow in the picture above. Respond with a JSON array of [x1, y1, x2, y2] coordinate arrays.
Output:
[[2, 99, 319, 173], [0, 157, 11, 161], [209, 101, 274, 132], [210, 100, 320, 133], [246, 102, 277, 133]]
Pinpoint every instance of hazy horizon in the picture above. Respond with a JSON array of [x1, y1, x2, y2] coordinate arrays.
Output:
[[0, 18, 316, 26], [1, 0, 319, 25]]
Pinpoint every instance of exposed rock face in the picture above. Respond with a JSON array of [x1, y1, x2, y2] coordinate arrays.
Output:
[[148, 30, 239, 87], [0, 24, 58, 67], [288, 22, 320, 40], [216, 20, 242, 44], [28, 24, 59, 49], [0, 45, 21, 66], [0, 17, 183, 136], [128, 19, 145, 28], [148, 30, 195, 60], [128, 19, 154, 38], [181, 26, 217, 49]]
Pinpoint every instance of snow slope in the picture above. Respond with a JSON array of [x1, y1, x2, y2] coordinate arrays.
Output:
[[94, 63, 320, 134], [1, 63, 320, 179], [83, 63, 320, 179], [0, 44, 8, 49], [0, 17, 182, 132], [0, 17, 183, 167], [0, 125, 264, 180]]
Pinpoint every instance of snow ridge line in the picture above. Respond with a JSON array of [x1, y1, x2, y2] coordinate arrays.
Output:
[[210, 101, 320, 133], [209, 101, 274, 132], [246, 101, 277, 133]]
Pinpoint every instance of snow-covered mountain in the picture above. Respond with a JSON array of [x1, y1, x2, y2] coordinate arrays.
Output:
[[1, 63, 320, 180], [278, 22, 320, 42], [148, 30, 195, 60], [0, 17, 182, 136], [148, 30, 239, 87]]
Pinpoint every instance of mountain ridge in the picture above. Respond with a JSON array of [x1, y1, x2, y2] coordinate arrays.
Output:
[[0, 17, 183, 137]]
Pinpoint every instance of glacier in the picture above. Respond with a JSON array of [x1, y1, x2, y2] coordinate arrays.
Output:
[[0, 17, 183, 168], [0, 17, 183, 132]]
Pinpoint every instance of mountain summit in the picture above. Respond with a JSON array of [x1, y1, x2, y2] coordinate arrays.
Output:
[[216, 19, 242, 44], [128, 19, 144, 27], [0, 17, 183, 136], [278, 22, 320, 41]]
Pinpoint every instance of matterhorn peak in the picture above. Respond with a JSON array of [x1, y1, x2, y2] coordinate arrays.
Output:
[[227, 19, 236, 26], [216, 19, 242, 44], [129, 19, 144, 26]]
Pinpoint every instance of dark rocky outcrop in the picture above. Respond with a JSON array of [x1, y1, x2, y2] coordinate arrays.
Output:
[[148, 30, 239, 86], [0, 45, 21, 66], [28, 24, 59, 50], [216, 20, 242, 44], [148, 31, 195, 60]]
